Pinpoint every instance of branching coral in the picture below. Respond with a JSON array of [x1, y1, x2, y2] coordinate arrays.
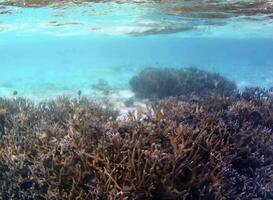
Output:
[[0, 87, 272, 200], [129, 67, 237, 100]]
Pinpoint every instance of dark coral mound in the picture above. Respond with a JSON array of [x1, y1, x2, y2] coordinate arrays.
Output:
[[0, 88, 272, 200], [129, 67, 237, 100]]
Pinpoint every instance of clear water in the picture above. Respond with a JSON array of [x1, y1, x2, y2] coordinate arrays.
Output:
[[0, 0, 273, 101]]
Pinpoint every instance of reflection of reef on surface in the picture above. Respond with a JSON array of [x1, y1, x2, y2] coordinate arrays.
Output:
[[167, 1, 273, 19], [0, 87, 272, 199], [0, 0, 125, 7], [1, 0, 273, 36], [1, 0, 273, 19], [46, 21, 82, 27], [130, 67, 237, 100]]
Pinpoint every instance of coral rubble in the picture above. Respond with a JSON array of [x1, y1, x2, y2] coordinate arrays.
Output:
[[129, 67, 237, 100], [0, 87, 272, 199]]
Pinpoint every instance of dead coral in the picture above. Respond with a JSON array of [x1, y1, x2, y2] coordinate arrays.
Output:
[[129, 67, 237, 100], [0, 88, 272, 199]]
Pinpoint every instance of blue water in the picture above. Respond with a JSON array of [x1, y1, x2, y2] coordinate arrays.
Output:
[[0, 1, 273, 100]]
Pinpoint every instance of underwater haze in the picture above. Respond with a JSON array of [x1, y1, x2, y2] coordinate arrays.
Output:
[[1, 1, 273, 199], [0, 0, 273, 102]]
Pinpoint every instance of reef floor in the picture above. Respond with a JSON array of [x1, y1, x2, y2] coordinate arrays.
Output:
[[0, 87, 272, 199]]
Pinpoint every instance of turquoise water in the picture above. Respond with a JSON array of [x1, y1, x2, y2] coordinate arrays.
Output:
[[1, 1, 273, 101]]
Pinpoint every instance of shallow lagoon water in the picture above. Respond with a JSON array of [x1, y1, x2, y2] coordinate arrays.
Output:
[[0, 1, 273, 199], [1, 34, 273, 101], [0, 1, 273, 101]]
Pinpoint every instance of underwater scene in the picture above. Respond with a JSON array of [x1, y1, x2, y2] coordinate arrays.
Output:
[[0, 0, 273, 199]]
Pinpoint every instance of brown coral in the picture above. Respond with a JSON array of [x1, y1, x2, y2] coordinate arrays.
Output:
[[0, 88, 272, 199]]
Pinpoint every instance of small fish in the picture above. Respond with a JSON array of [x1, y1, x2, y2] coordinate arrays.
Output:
[[77, 90, 82, 101], [13, 90, 18, 96]]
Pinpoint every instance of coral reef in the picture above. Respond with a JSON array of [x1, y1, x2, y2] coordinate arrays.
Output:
[[129, 67, 237, 100], [0, 87, 272, 199]]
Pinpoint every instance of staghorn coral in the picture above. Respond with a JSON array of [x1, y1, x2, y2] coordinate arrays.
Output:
[[129, 67, 237, 100], [0, 88, 272, 199], [0, 96, 118, 200]]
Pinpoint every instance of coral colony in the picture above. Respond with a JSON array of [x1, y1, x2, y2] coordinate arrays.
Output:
[[130, 67, 237, 100], [0, 68, 272, 199]]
